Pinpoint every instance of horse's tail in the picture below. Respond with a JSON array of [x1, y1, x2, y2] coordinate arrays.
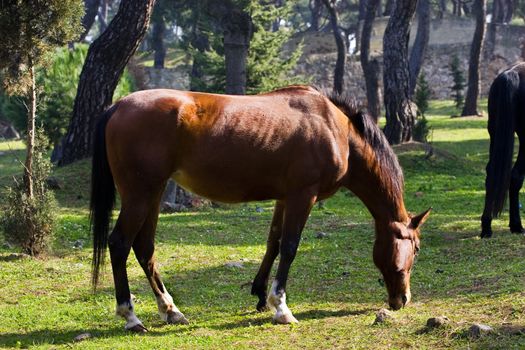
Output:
[[90, 104, 118, 288], [486, 69, 520, 217]]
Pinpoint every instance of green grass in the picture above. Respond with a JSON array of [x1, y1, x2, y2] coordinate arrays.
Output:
[[1, 100, 524, 349]]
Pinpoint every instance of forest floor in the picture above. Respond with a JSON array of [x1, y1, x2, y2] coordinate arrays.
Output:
[[0, 100, 524, 349]]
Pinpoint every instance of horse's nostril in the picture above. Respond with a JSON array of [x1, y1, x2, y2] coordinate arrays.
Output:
[[402, 295, 408, 305]]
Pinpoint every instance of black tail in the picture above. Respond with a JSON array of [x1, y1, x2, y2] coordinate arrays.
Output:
[[90, 104, 118, 288], [486, 69, 520, 217]]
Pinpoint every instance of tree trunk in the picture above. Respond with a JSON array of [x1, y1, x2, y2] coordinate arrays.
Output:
[[383, 0, 418, 145], [437, 0, 446, 19], [151, 13, 166, 68], [79, 0, 101, 42], [323, 0, 346, 94], [98, 0, 109, 32], [58, 0, 155, 166], [223, 9, 252, 95], [360, 0, 381, 121], [409, 0, 430, 95], [309, 0, 323, 31], [462, 0, 486, 116], [383, 0, 394, 16], [189, 11, 210, 91], [24, 63, 36, 199]]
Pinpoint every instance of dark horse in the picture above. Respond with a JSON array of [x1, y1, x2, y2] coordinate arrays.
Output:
[[481, 62, 525, 238], [90, 86, 431, 332]]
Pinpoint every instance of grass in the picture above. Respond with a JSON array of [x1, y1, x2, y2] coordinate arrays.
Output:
[[1, 99, 524, 349]]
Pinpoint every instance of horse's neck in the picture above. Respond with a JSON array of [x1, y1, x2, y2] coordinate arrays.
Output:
[[346, 154, 407, 224]]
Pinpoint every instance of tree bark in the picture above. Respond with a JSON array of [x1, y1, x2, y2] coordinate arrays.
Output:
[[58, 0, 156, 166], [98, 0, 109, 32], [322, 0, 346, 94], [223, 9, 253, 95], [151, 11, 166, 68], [383, 0, 394, 16], [409, 0, 430, 95], [360, 0, 381, 121], [462, 0, 486, 116], [383, 0, 418, 144], [309, 0, 323, 31], [79, 0, 101, 42], [24, 63, 36, 199]]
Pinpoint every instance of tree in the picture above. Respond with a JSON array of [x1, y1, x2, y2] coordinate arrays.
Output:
[[309, 0, 324, 31], [151, 1, 167, 69], [409, 0, 430, 96], [360, 0, 382, 121], [449, 55, 466, 112], [462, 0, 486, 116], [0, 0, 82, 255], [223, 8, 253, 94], [383, 0, 418, 144], [79, 0, 101, 42], [57, 0, 155, 166], [322, 0, 346, 94]]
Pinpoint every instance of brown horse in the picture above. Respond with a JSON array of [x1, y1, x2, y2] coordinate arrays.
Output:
[[90, 86, 430, 332]]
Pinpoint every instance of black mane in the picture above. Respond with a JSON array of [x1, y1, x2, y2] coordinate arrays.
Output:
[[319, 88, 405, 201]]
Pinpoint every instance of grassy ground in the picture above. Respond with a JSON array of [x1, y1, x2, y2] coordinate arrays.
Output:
[[1, 100, 524, 349]]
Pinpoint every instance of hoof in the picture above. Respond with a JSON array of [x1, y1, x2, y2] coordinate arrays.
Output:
[[166, 310, 189, 325], [273, 312, 299, 324], [127, 323, 148, 333], [256, 300, 269, 312]]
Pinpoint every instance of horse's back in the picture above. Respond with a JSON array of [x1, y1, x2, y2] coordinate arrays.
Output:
[[106, 87, 350, 202]]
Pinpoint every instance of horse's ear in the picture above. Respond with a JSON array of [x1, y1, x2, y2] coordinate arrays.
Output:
[[410, 207, 432, 230]]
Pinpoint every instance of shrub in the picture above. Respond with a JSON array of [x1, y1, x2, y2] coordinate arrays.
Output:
[[413, 114, 431, 143], [1, 130, 58, 256], [449, 55, 465, 112], [415, 72, 431, 117]]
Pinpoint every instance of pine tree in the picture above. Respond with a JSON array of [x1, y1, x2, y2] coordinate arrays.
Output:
[[449, 55, 466, 112], [415, 72, 431, 117]]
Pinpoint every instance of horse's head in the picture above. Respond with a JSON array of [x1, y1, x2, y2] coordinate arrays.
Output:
[[373, 208, 431, 310]]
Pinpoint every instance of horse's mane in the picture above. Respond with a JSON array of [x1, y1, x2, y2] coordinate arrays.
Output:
[[318, 88, 405, 202]]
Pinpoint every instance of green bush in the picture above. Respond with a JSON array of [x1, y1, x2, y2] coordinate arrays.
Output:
[[0, 44, 135, 146], [449, 55, 465, 112], [415, 72, 431, 117], [1, 130, 58, 256], [413, 114, 431, 143]]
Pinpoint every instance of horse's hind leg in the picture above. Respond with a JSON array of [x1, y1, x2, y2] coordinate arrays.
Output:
[[109, 200, 152, 332], [267, 191, 317, 324], [509, 139, 525, 233], [132, 200, 189, 325], [251, 201, 285, 311]]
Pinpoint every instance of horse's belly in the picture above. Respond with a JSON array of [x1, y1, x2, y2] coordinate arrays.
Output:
[[171, 168, 283, 203]]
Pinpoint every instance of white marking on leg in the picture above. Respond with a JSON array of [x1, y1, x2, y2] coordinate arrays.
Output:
[[156, 287, 181, 321], [267, 280, 298, 323], [116, 300, 144, 330]]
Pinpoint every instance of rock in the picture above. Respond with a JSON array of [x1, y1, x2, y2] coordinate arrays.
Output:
[[4, 253, 31, 261], [315, 231, 329, 239], [468, 323, 493, 338], [45, 177, 62, 190], [73, 332, 92, 342], [73, 240, 84, 249], [2, 242, 13, 249], [426, 316, 449, 328], [160, 201, 184, 213], [255, 206, 264, 213], [0, 151, 5, 156], [435, 268, 444, 273], [415, 191, 424, 198], [225, 261, 244, 269], [373, 308, 394, 324]]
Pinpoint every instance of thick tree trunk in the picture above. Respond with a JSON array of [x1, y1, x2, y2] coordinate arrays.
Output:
[[223, 9, 252, 95], [383, 0, 418, 144], [79, 0, 101, 42], [383, 0, 394, 16], [409, 0, 430, 95], [151, 14, 166, 68], [323, 0, 346, 94], [24, 63, 36, 199], [462, 0, 486, 116], [58, 0, 155, 166], [309, 0, 323, 31], [189, 11, 210, 91], [360, 0, 381, 121]]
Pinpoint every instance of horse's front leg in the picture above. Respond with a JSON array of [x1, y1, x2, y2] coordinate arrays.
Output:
[[251, 201, 285, 311], [267, 191, 317, 324]]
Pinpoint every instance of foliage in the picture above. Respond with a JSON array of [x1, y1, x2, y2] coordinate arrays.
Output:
[[0, 44, 135, 145], [193, 1, 306, 94], [1, 131, 57, 256], [413, 114, 431, 143], [449, 55, 466, 112], [415, 72, 431, 117]]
